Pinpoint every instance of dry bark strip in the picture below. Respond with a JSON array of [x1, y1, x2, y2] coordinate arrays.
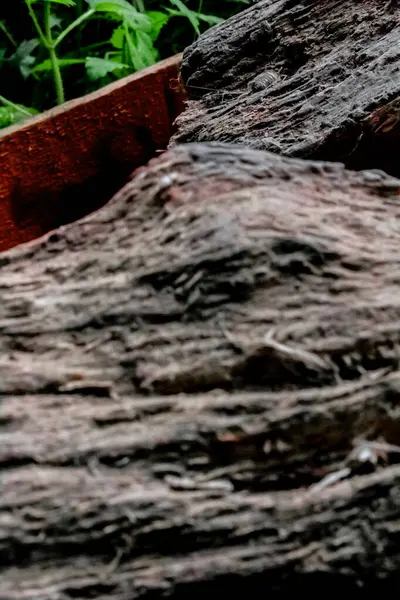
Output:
[[2, 142, 400, 596], [172, 0, 400, 176]]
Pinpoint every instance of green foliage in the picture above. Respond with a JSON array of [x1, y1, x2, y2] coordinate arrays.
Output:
[[0, 0, 249, 129], [0, 97, 38, 128]]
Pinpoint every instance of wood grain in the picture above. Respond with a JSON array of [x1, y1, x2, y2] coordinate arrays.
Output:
[[172, 0, 400, 177], [1, 142, 400, 597]]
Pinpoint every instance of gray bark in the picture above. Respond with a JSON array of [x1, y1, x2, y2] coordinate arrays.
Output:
[[172, 0, 400, 177], [1, 142, 400, 597]]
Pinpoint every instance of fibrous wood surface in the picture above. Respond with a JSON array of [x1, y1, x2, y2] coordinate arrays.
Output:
[[2, 142, 400, 597], [173, 0, 400, 176]]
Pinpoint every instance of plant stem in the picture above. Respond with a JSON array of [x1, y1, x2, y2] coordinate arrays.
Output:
[[0, 20, 17, 47], [74, 40, 110, 54], [53, 9, 95, 49], [50, 47, 65, 104], [0, 95, 32, 117], [24, 0, 49, 48], [44, 1, 65, 105]]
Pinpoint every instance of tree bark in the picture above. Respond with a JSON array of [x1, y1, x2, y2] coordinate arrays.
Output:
[[172, 0, 400, 177], [2, 142, 400, 597]]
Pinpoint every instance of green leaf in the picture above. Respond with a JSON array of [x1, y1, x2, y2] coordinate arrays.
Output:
[[166, 0, 223, 35], [166, 0, 200, 35], [110, 26, 125, 49], [146, 11, 170, 42], [85, 56, 128, 80], [119, 24, 157, 72], [195, 14, 224, 26], [9, 39, 40, 79], [28, 0, 76, 6], [132, 30, 159, 69], [49, 14, 63, 29], [0, 104, 38, 129], [86, 0, 138, 10], [86, 0, 151, 30], [33, 57, 86, 72]]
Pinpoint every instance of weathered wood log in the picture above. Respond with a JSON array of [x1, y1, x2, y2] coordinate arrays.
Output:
[[172, 0, 400, 176], [1, 142, 400, 597]]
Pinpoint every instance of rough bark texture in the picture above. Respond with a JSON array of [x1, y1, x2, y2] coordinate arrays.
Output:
[[172, 0, 400, 177], [2, 142, 400, 597]]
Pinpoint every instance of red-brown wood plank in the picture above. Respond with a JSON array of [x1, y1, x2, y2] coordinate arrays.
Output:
[[0, 54, 185, 252]]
